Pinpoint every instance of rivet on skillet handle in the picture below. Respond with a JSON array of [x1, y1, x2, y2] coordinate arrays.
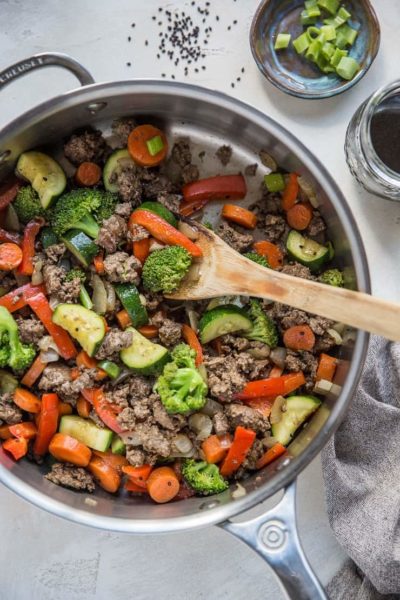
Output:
[[0, 52, 95, 90], [219, 481, 327, 600]]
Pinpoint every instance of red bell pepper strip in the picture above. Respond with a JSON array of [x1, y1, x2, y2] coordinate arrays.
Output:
[[0, 283, 45, 313], [2, 436, 28, 460], [282, 372, 306, 395], [82, 388, 124, 434], [0, 228, 21, 245], [0, 176, 22, 211], [181, 324, 203, 366], [256, 443, 287, 470], [235, 376, 285, 401], [33, 393, 59, 456], [220, 426, 256, 477], [18, 217, 45, 276], [23, 288, 77, 360], [179, 198, 209, 217], [130, 210, 203, 258], [182, 175, 247, 203]]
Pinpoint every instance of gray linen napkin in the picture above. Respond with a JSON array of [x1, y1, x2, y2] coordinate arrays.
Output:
[[322, 336, 400, 598]]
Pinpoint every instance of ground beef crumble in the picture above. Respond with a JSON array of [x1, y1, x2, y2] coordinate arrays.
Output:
[[43, 264, 81, 303], [151, 311, 182, 347], [95, 328, 133, 361], [43, 243, 66, 264], [112, 117, 137, 146], [0, 393, 22, 425], [97, 214, 127, 254], [64, 129, 107, 166], [217, 221, 253, 253], [205, 353, 254, 402], [103, 252, 141, 284], [16, 316, 45, 346], [38, 364, 97, 405], [45, 463, 95, 492], [215, 145, 232, 166]]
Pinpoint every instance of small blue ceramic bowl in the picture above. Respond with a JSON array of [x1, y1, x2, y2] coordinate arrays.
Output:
[[250, 0, 380, 99]]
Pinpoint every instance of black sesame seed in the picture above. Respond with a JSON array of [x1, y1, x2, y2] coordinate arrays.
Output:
[[241, 67, 245, 73], [128, 36, 131, 41], [131, 22, 136, 27], [231, 82, 235, 87], [145, 40, 148, 46], [127, 62, 131, 66]]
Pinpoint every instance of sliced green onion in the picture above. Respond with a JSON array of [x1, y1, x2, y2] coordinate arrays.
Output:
[[306, 5, 320, 18], [316, 54, 335, 73], [293, 32, 311, 54], [301, 10, 317, 26], [321, 41, 335, 60], [336, 56, 360, 80], [264, 173, 285, 193], [306, 40, 322, 63], [97, 360, 121, 379], [307, 26, 321, 41], [274, 33, 291, 50], [320, 24, 336, 41], [336, 24, 358, 47], [146, 135, 164, 157], [330, 47, 348, 67], [337, 6, 351, 21], [317, 0, 339, 16], [79, 284, 93, 310], [304, 0, 318, 8]]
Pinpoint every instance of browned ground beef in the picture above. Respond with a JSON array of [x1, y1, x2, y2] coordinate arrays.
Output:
[[113, 165, 142, 205], [225, 404, 271, 434], [156, 192, 181, 213], [95, 328, 133, 361], [64, 130, 107, 165], [115, 202, 133, 218], [38, 364, 97, 405], [217, 221, 253, 253], [112, 117, 136, 146], [280, 264, 313, 279], [205, 353, 254, 401], [16, 316, 45, 346], [0, 393, 22, 425], [151, 311, 182, 347], [215, 145, 232, 166], [128, 223, 149, 243], [103, 252, 141, 284], [213, 412, 229, 435], [43, 264, 81, 303], [143, 291, 163, 312], [181, 164, 200, 184], [97, 215, 127, 254], [44, 243, 66, 264], [264, 214, 288, 243], [244, 163, 258, 177], [306, 211, 326, 238], [45, 463, 95, 492], [171, 139, 192, 167]]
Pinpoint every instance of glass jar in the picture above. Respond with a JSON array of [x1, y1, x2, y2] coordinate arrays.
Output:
[[345, 80, 400, 201]]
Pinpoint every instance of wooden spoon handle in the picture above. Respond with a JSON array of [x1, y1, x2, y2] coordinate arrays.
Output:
[[235, 263, 400, 341]]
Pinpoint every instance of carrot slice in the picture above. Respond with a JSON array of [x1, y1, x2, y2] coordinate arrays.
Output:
[[0, 425, 12, 440], [0, 243, 23, 270], [282, 173, 299, 211], [181, 324, 203, 366], [286, 202, 313, 231], [316, 354, 337, 382], [75, 162, 102, 187], [76, 350, 97, 369], [88, 456, 121, 493], [256, 442, 286, 469], [179, 198, 209, 217], [253, 240, 284, 269], [92, 450, 129, 473], [3, 437, 28, 460], [58, 402, 73, 416], [282, 371, 306, 395], [34, 393, 59, 456], [21, 354, 46, 387], [283, 325, 315, 351], [116, 309, 132, 330], [49, 433, 92, 467], [201, 434, 232, 464], [130, 210, 202, 258], [122, 464, 153, 487], [133, 238, 150, 264], [93, 253, 105, 275], [13, 388, 41, 413], [128, 124, 168, 167], [221, 204, 257, 229], [9, 421, 37, 440], [77, 395, 91, 418], [138, 324, 159, 339], [146, 466, 180, 503]]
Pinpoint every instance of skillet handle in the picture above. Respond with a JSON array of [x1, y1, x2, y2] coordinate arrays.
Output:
[[219, 480, 327, 600], [0, 53, 94, 90]]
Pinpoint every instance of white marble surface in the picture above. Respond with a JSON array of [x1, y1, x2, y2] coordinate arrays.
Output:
[[0, 0, 398, 598]]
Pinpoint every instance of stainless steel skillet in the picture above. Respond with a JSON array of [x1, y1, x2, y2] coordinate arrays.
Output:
[[0, 53, 370, 600]]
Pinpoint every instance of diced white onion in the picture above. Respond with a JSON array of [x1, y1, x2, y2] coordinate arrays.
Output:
[[171, 434, 194, 456], [49, 294, 61, 310], [202, 397, 223, 416], [247, 344, 270, 359], [298, 176, 319, 208], [38, 336, 60, 353], [188, 413, 212, 440], [178, 220, 199, 241], [31, 259, 44, 285], [120, 431, 142, 446], [148, 240, 165, 253], [313, 378, 333, 395], [91, 274, 107, 315], [263, 435, 280, 449], [327, 328, 343, 345], [40, 349, 59, 364], [270, 395, 286, 425], [104, 280, 116, 313], [185, 305, 199, 332], [332, 322, 346, 335], [270, 347, 287, 369]]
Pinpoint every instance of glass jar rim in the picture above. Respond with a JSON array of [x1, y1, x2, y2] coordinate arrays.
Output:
[[360, 79, 400, 186]]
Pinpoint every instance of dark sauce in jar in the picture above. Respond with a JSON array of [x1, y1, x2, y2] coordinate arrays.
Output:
[[370, 95, 400, 174]]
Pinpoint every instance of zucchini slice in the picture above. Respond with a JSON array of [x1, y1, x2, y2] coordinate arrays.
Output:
[[59, 415, 113, 451], [15, 151, 66, 209], [103, 149, 134, 193], [199, 304, 252, 344], [52, 303, 106, 357], [271, 395, 321, 445], [111, 435, 126, 455], [286, 230, 329, 272], [137, 201, 178, 228], [120, 327, 170, 375], [61, 229, 98, 267], [114, 283, 148, 327]]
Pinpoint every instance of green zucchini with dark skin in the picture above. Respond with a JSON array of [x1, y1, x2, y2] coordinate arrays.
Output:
[[120, 327, 170, 375], [103, 149, 134, 193], [40, 227, 59, 249], [61, 229, 98, 267], [114, 283, 148, 328], [52, 304, 106, 357], [15, 151, 66, 209], [199, 304, 253, 344], [59, 415, 113, 451], [286, 230, 329, 272], [271, 395, 321, 445]]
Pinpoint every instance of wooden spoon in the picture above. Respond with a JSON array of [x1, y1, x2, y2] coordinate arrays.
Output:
[[167, 225, 400, 342]]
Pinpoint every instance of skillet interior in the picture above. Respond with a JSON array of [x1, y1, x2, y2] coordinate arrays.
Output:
[[0, 81, 370, 532]]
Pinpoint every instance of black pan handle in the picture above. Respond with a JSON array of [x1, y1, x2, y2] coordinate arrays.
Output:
[[220, 481, 327, 600], [0, 53, 94, 90]]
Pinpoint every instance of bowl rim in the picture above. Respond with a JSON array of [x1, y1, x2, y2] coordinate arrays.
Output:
[[249, 0, 381, 99], [0, 79, 371, 532]]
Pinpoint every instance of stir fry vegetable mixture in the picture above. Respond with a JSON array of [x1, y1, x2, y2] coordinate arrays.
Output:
[[0, 118, 344, 503]]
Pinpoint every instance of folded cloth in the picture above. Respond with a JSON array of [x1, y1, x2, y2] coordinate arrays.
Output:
[[322, 336, 400, 598]]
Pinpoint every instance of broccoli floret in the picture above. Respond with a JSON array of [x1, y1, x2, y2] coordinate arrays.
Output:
[[50, 189, 117, 239], [142, 246, 192, 293], [13, 185, 45, 224], [318, 269, 344, 287], [0, 307, 36, 372], [244, 299, 278, 348], [154, 343, 207, 414], [182, 459, 229, 495], [243, 252, 271, 269], [65, 268, 86, 283]]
